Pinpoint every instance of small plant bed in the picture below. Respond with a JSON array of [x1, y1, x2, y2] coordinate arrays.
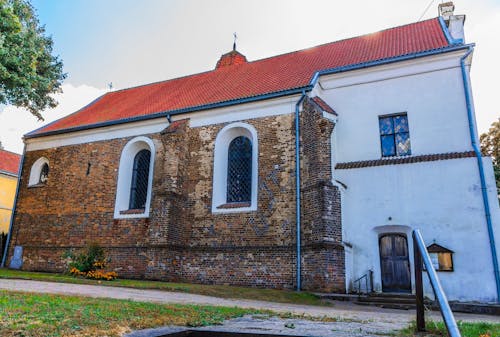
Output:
[[0, 290, 266, 337], [398, 320, 500, 337], [0, 268, 328, 306], [64, 243, 118, 281]]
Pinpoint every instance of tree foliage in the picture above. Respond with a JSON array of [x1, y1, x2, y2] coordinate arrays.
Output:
[[481, 118, 500, 197], [0, 0, 66, 120]]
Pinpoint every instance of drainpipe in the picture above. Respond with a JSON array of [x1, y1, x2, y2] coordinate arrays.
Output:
[[1, 145, 26, 268], [460, 46, 500, 301], [295, 91, 307, 291]]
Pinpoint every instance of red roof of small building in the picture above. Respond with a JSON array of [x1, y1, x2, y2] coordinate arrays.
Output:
[[0, 149, 21, 176], [311, 96, 337, 115], [30, 18, 452, 137]]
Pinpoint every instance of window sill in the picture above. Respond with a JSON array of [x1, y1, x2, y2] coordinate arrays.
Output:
[[119, 208, 146, 215], [212, 202, 256, 214], [28, 183, 47, 188], [217, 202, 251, 209]]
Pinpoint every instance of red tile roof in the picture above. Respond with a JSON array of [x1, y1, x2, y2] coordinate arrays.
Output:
[[0, 149, 21, 176], [31, 18, 451, 137]]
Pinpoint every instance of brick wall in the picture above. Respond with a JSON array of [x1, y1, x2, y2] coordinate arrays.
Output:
[[300, 98, 345, 292], [8, 100, 344, 292]]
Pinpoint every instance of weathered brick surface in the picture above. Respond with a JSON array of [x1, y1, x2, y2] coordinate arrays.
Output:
[[8, 99, 344, 292], [300, 98, 345, 292]]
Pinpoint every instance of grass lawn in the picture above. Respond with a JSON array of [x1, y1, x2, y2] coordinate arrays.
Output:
[[0, 268, 327, 306], [399, 320, 500, 337], [0, 290, 267, 337]]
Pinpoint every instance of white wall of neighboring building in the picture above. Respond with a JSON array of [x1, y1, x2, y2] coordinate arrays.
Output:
[[321, 49, 500, 302]]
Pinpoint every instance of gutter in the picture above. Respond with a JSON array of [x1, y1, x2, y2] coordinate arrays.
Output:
[[295, 90, 307, 291], [25, 87, 311, 139], [460, 46, 500, 301], [1, 146, 25, 268]]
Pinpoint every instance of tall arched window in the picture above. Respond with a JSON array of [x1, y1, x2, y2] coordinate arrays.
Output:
[[212, 122, 258, 213], [114, 136, 155, 219], [129, 149, 151, 209], [227, 136, 252, 203]]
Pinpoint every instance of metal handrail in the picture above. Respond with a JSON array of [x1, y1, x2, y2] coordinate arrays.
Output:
[[353, 270, 373, 294], [413, 229, 461, 337]]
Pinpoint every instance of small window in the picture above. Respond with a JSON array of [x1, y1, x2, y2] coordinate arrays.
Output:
[[227, 136, 252, 203], [129, 149, 151, 210], [425, 243, 454, 272], [28, 157, 50, 187], [39, 163, 49, 184], [379, 114, 411, 157]]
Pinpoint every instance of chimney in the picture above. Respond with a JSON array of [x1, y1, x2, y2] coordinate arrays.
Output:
[[215, 50, 247, 69], [438, 2, 465, 43]]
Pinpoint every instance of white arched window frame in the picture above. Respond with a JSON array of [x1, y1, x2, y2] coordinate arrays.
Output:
[[28, 157, 50, 186], [114, 136, 155, 219], [212, 122, 258, 213]]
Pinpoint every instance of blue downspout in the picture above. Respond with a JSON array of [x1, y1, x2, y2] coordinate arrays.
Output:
[[460, 46, 500, 301], [1, 146, 26, 268], [295, 91, 307, 291]]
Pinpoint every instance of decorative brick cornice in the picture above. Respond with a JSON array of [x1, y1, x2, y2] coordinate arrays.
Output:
[[335, 151, 476, 169]]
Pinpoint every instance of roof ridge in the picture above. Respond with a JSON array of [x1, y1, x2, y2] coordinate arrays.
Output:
[[100, 17, 443, 95], [247, 17, 442, 64]]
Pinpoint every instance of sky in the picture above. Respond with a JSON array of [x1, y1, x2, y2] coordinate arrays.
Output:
[[0, 0, 499, 153]]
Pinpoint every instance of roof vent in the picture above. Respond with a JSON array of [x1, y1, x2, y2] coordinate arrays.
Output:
[[215, 50, 247, 69]]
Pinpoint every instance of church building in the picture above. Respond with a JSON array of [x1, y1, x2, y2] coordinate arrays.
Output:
[[4, 5, 500, 302]]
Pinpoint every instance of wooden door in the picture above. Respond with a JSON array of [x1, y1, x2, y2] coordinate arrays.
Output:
[[379, 234, 411, 293]]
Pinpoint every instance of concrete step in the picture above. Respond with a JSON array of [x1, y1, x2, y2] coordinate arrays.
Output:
[[357, 294, 416, 305], [353, 301, 416, 310]]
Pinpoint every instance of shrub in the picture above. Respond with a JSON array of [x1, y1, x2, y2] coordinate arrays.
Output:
[[63, 243, 117, 280]]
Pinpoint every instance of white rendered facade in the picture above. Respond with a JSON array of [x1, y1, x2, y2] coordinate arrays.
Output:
[[316, 49, 500, 302]]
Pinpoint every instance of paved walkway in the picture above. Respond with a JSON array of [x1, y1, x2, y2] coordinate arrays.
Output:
[[1, 279, 499, 324]]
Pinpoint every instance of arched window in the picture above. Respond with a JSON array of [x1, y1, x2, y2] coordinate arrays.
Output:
[[39, 163, 49, 184], [212, 122, 258, 213], [114, 136, 155, 219], [129, 149, 151, 210], [28, 157, 50, 186], [227, 136, 252, 203]]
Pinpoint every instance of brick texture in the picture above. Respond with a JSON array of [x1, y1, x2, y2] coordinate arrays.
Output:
[[8, 100, 344, 292]]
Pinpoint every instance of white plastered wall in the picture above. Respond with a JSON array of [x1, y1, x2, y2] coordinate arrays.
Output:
[[319, 50, 500, 302]]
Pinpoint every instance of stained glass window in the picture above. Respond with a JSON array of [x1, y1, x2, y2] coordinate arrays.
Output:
[[129, 149, 151, 209], [379, 114, 411, 157], [227, 136, 252, 203]]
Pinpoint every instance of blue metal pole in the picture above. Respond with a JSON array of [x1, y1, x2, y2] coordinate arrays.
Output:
[[1, 146, 26, 268], [413, 230, 461, 337], [295, 91, 307, 291], [460, 46, 500, 301]]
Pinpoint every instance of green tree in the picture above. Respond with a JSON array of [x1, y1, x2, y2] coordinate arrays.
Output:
[[0, 0, 66, 121], [480, 118, 500, 198]]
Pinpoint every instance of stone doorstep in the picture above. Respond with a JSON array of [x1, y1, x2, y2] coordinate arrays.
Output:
[[314, 292, 500, 315]]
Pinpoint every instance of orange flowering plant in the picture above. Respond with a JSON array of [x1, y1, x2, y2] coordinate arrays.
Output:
[[63, 243, 118, 281]]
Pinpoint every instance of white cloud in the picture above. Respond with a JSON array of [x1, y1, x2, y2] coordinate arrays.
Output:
[[0, 84, 106, 153]]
